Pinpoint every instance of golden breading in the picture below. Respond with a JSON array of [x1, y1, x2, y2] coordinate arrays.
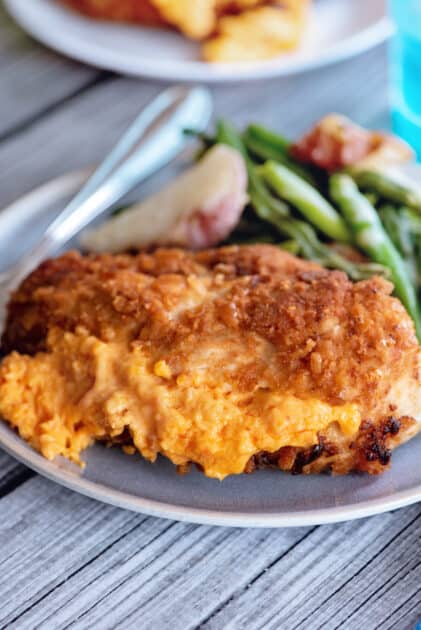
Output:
[[2, 245, 420, 479], [203, 1, 309, 62], [149, 0, 267, 39], [61, 0, 164, 25], [149, 0, 219, 38], [59, 0, 310, 62], [216, 0, 264, 10]]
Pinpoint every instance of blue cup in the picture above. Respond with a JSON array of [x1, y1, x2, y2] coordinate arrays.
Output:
[[389, 0, 421, 159]]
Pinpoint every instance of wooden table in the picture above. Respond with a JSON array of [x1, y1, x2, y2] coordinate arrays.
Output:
[[1, 7, 421, 629]]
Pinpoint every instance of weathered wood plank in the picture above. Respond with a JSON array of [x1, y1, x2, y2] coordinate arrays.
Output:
[[0, 474, 419, 630], [0, 45, 386, 210], [1, 30, 416, 630], [0, 6, 100, 138], [0, 449, 31, 496], [203, 505, 421, 630], [0, 478, 145, 627], [383, 592, 421, 630], [0, 476, 309, 629]]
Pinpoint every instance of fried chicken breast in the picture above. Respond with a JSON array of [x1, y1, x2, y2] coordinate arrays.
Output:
[[59, 0, 310, 62], [1, 245, 420, 479]]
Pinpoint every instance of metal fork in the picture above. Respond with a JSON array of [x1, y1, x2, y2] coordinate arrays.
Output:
[[0, 85, 213, 328]]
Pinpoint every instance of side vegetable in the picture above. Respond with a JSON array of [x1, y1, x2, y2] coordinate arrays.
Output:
[[210, 119, 421, 340], [215, 121, 390, 282], [330, 174, 421, 339], [354, 170, 421, 212], [83, 114, 421, 342], [260, 161, 350, 242], [81, 144, 248, 252]]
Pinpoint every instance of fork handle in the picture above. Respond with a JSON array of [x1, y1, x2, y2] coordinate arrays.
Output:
[[6, 85, 212, 287]]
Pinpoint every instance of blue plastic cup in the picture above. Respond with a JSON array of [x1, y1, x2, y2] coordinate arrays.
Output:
[[389, 0, 421, 158]]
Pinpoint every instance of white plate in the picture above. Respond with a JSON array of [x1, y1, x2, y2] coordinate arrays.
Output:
[[1, 165, 421, 527], [4, 0, 392, 82]]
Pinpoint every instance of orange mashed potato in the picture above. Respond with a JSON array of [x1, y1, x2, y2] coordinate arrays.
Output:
[[0, 327, 360, 479]]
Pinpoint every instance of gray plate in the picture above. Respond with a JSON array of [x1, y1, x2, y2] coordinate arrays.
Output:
[[1, 168, 421, 528]]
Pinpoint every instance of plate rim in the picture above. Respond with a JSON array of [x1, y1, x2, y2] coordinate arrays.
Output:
[[4, 0, 393, 83], [1, 167, 421, 527], [2, 423, 421, 528]]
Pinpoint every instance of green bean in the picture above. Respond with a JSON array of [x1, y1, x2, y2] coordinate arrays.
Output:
[[378, 205, 414, 258], [260, 161, 351, 242], [378, 204, 419, 287], [363, 192, 380, 207], [251, 173, 290, 217], [244, 123, 317, 184], [250, 191, 388, 281], [353, 170, 421, 212], [246, 123, 291, 153], [189, 121, 406, 285], [215, 120, 290, 217], [279, 239, 300, 255], [330, 173, 421, 340], [243, 132, 315, 184], [215, 119, 246, 156], [401, 208, 421, 287], [243, 131, 289, 163], [413, 236, 421, 287], [403, 207, 421, 236]]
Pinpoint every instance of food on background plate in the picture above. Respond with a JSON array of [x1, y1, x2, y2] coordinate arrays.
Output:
[[59, 0, 310, 62], [1, 246, 421, 479], [202, 0, 309, 63], [60, 0, 164, 25], [2, 112, 421, 480]]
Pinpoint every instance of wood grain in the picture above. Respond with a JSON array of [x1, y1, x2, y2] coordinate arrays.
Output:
[[0, 476, 420, 630], [204, 506, 421, 630], [0, 10, 419, 628], [0, 3, 100, 140], [0, 46, 387, 209], [0, 450, 32, 497], [0, 477, 306, 628]]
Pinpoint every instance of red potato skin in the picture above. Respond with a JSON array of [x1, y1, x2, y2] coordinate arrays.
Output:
[[291, 114, 413, 172]]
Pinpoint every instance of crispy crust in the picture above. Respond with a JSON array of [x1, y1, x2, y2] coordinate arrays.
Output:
[[1, 245, 421, 476], [5, 244, 416, 409], [60, 0, 165, 25], [245, 415, 418, 475]]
